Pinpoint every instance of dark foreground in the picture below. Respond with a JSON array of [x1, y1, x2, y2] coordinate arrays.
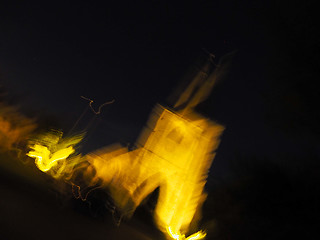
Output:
[[0, 152, 162, 240], [1, 150, 320, 240]]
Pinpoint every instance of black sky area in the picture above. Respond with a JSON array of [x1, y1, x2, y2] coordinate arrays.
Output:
[[1, 1, 320, 239], [1, 1, 318, 165]]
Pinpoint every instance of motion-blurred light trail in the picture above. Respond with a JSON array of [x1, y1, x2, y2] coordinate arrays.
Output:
[[27, 130, 84, 179], [27, 144, 74, 172], [25, 54, 230, 239], [87, 105, 223, 239], [86, 56, 227, 239], [166, 226, 206, 240]]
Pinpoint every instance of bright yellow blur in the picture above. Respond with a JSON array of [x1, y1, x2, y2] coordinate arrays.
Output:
[[87, 105, 224, 238], [166, 226, 206, 240], [24, 56, 226, 238], [27, 144, 74, 172], [27, 131, 83, 179]]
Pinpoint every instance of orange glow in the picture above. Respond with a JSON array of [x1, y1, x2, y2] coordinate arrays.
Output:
[[0, 103, 36, 151]]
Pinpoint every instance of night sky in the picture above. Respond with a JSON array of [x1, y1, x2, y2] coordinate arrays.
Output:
[[1, 1, 319, 239]]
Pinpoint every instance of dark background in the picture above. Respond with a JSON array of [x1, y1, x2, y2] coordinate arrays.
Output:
[[0, 1, 319, 239]]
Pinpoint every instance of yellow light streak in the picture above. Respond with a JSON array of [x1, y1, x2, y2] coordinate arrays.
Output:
[[27, 145, 74, 172], [186, 231, 207, 240], [87, 105, 223, 238], [26, 130, 83, 179], [166, 226, 206, 240], [24, 56, 228, 238], [167, 226, 182, 239]]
